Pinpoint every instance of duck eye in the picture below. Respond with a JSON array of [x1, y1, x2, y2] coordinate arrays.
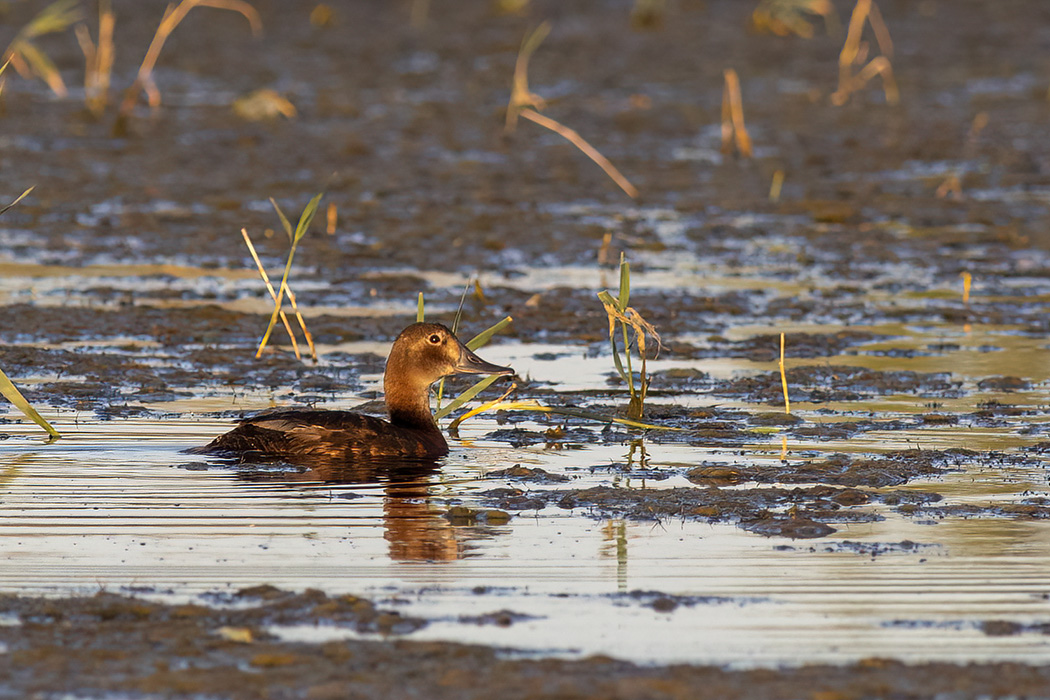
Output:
[[428, 334, 442, 344]]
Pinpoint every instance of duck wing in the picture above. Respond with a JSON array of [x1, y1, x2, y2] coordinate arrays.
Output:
[[189, 408, 447, 460]]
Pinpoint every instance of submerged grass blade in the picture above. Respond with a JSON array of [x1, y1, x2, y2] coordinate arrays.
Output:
[[0, 367, 59, 438]]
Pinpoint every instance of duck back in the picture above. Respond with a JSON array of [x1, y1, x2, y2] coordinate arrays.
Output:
[[189, 408, 448, 461]]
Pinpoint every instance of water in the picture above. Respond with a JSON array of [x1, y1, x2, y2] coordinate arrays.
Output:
[[3, 323, 1050, 668]]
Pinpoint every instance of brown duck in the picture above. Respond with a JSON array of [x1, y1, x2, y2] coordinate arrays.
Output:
[[191, 323, 513, 461]]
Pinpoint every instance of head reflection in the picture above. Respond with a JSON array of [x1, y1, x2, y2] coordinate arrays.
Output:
[[232, 454, 466, 562]]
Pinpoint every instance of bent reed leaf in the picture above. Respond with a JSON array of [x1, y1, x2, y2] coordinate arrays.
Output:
[[0, 368, 60, 438]]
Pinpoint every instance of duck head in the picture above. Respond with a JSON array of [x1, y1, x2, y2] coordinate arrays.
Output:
[[384, 323, 513, 426]]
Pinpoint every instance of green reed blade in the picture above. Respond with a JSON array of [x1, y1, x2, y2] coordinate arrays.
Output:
[[293, 192, 324, 244], [416, 292, 424, 322], [0, 367, 59, 438], [466, 316, 512, 351], [434, 373, 502, 420], [269, 197, 294, 241], [617, 253, 630, 310]]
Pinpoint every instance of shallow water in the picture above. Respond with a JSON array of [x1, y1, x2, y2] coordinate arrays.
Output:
[[3, 321, 1050, 667], [2, 3, 1050, 683]]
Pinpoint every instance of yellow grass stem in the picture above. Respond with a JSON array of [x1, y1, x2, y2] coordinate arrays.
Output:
[[448, 399, 683, 432], [961, 271, 972, 306], [779, 332, 791, 414], [119, 0, 261, 119], [721, 69, 752, 158], [416, 293, 425, 322], [241, 229, 301, 359], [780, 435, 788, 461], [446, 382, 518, 431]]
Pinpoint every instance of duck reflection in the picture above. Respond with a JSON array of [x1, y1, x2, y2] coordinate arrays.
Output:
[[229, 454, 491, 562]]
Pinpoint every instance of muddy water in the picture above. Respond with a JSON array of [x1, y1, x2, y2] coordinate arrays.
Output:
[[4, 310, 1050, 667], [3, 0, 1050, 694]]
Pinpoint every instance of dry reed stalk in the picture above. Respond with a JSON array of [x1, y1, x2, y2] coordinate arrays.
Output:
[[241, 228, 302, 359], [118, 0, 261, 119], [598, 232, 613, 266], [936, 173, 961, 200], [961, 271, 972, 306], [751, 0, 837, 38], [780, 435, 788, 461], [3, 0, 81, 98], [779, 332, 791, 414], [75, 0, 115, 118], [769, 169, 785, 201], [721, 68, 752, 157], [830, 0, 898, 106], [519, 109, 640, 199], [506, 23, 639, 199], [326, 202, 337, 235]]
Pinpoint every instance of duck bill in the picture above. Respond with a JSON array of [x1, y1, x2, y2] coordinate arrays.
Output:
[[455, 345, 513, 376]]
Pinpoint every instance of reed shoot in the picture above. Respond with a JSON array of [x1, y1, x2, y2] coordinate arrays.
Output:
[[597, 254, 660, 421]]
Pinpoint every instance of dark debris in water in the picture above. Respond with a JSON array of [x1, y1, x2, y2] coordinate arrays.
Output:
[[686, 449, 968, 489]]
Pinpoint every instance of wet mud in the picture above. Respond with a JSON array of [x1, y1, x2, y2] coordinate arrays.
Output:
[[3, 0, 1050, 695], [5, 589, 1050, 700]]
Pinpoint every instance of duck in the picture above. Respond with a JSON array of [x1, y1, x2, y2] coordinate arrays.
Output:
[[190, 322, 513, 462]]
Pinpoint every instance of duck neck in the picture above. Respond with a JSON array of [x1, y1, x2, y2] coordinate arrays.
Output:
[[384, 370, 441, 435], [386, 389, 439, 433]]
